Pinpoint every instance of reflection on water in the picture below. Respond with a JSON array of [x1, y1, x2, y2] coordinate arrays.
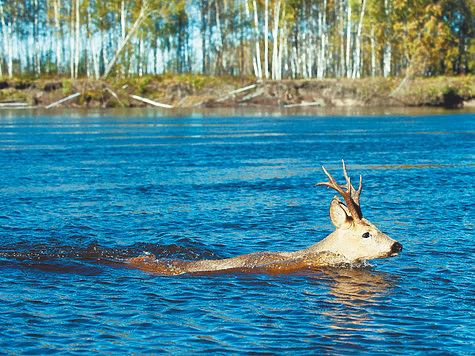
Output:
[[0, 111, 473, 354], [365, 163, 474, 169], [324, 268, 395, 305], [1, 105, 474, 119]]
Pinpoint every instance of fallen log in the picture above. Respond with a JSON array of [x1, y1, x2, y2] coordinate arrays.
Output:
[[130, 94, 174, 108], [0, 102, 37, 109], [217, 84, 257, 102], [45, 92, 80, 109], [0, 102, 29, 107], [227, 84, 257, 95], [283, 101, 323, 108], [240, 89, 264, 102], [104, 87, 125, 107]]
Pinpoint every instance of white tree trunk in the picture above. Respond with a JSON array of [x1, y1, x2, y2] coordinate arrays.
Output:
[[33, 0, 41, 75], [346, 4, 351, 78], [138, 37, 144, 76], [223, 0, 230, 72], [53, 0, 61, 74], [243, 1, 255, 76], [102, 2, 149, 79], [120, 0, 126, 75], [339, 0, 345, 77], [307, 19, 314, 78], [214, 0, 224, 73], [291, 46, 296, 78], [74, 0, 80, 78], [271, 0, 281, 80], [69, 0, 74, 78], [89, 21, 99, 78], [252, 0, 262, 78], [316, 12, 322, 79], [299, 7, 306, 77], [7, 21, 12, 77], [352, 0, 366, 79], [264, 0, 269, 78], [215, 1, 223, 49], [371, 25, 375, 77], [0, 1, 13, 77], [277, 6, 286, 80], [308, 48, 312, 78], [317, 5, 328, 80], [383, 0, 391, 77], [383, 43, 391, 77], [322, 0, 327, 78], [121, 0, 126, 42], [246, 0, 259, 78], [85, 6, 90, 77]]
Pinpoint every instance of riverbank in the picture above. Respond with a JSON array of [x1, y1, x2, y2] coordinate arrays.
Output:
[[0, 75, 473, 110]]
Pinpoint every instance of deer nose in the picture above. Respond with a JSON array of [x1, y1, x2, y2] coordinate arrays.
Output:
[[391, 242, 403, 254]]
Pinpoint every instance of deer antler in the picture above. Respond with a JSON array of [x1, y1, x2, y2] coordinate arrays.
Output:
[[316, 159, 363, 221]]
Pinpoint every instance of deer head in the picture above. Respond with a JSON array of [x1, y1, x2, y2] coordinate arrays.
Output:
[[314, 160, 402, 263]]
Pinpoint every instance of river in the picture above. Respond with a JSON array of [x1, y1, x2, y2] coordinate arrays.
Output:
[[0, 108, 473, 354]]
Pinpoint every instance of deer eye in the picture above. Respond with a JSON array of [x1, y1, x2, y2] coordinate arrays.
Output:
[[362, 232, 371, 239]]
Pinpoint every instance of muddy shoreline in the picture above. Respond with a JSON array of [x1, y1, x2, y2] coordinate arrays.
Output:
[[0, 75, 473, 110]]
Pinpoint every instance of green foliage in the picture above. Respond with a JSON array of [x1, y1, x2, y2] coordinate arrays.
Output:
[[61, 79, 73, 96], [79, 90, 103, 105], [0, 88, 27, 102], [457, 76, 474, 98], [138, 76, 154, 94]]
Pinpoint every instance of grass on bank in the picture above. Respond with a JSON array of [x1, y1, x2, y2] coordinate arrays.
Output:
[[0, 74, 473, 108]]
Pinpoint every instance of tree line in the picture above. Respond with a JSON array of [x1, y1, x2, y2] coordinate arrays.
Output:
[[0, 0, 472, 80]]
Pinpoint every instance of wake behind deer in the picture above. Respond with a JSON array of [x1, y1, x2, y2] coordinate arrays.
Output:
[[127, 160, 402, 275]]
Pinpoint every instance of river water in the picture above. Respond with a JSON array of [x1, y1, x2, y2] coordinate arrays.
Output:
[[0, 109, 473, 354]]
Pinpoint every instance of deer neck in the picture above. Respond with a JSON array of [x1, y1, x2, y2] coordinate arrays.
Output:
[[292, 230, 346, 259]]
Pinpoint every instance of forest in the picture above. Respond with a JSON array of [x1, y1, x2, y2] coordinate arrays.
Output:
[[0, 0, 473, 80]]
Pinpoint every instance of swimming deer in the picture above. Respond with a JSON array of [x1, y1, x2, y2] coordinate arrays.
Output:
[[127, 160, 402, 275]]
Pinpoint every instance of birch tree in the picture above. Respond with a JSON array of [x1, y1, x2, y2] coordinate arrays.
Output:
[[317, 0, 328, 79], [338, 0, 345, 77], [74, 0, 80, 78], [252, 0, 263, 78], [0, 0, 15, 77], [352, 0, 366, 79], [382, 0, 391, 77], [102, 0, 163, 79], [52, 0, 62, 74], [271, 0, 281, 80], [199, 0, 208, 74], [264, 0, 269, 78], [345, 2, 351, 78], [0, 0, 471, 79]]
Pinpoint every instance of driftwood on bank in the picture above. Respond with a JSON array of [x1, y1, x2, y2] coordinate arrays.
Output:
[[104, 87, 125, 107], [45, 92, 80, 109], [282, 101, 323, 108], [240, 88, 264, 102], [389, 74, 410, 97], [130, 94, 174, 108], [0, 102, 29, 108], [216, 84, 257, 102], [0, 103, 37, 109]]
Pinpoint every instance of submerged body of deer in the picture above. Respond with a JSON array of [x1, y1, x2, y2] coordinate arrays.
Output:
[[127, 161, 402, 275]]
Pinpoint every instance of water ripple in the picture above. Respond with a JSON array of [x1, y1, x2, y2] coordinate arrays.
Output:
[[0, 112, 473, 354]]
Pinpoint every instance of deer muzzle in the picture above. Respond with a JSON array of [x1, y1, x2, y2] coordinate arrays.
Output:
[[389, 242, 403, 257]]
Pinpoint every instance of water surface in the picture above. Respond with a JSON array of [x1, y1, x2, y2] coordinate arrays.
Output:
[[0, 109, 473, 354]]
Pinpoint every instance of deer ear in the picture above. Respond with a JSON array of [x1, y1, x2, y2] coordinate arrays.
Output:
[[329, 196, 353, 229]]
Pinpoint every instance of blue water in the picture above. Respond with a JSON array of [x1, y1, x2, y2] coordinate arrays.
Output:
[[0, 110, 473, 354]]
